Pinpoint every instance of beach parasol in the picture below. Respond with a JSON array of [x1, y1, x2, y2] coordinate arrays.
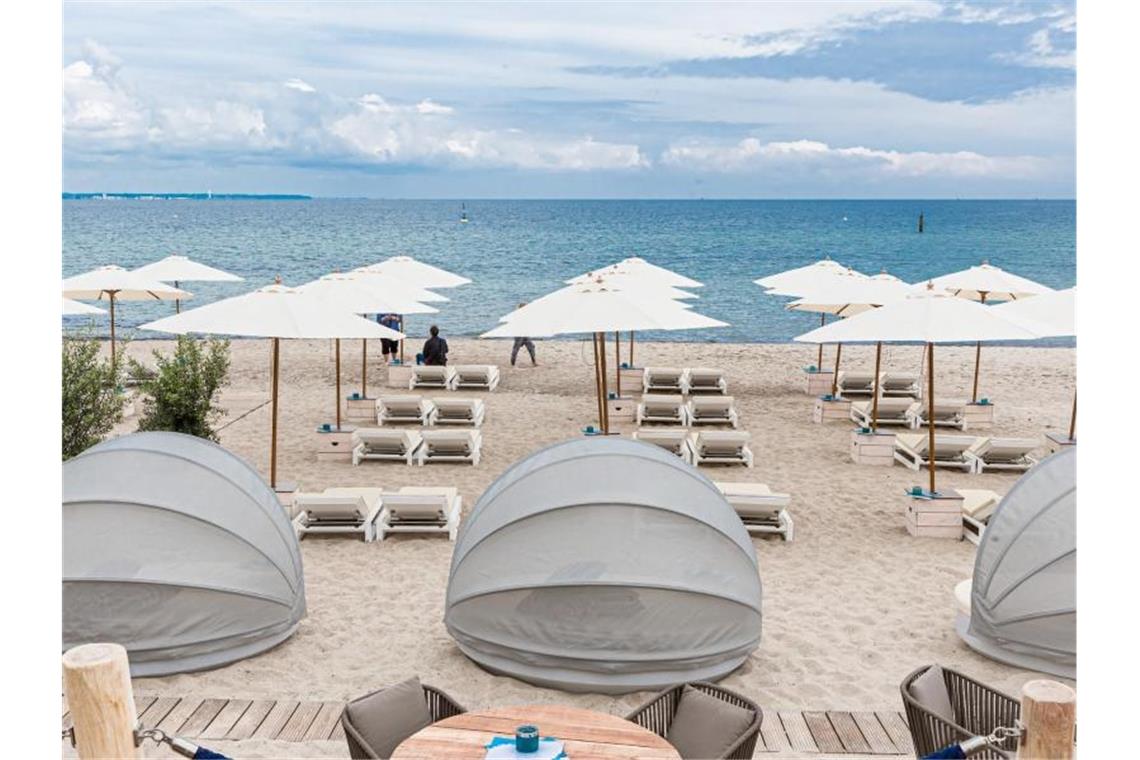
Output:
[[795, 286, 1044, 494], [63, 298, 106, 316], [993, 287, 1076, 440], [356, 256, 469, 360], [63, 265, 191, 370], [132, 254, 243, 313], [483, 280, 726, 433], [140, 284, 403, 488], [300, 273, 438, 428], [929, 261, 1054, 402]]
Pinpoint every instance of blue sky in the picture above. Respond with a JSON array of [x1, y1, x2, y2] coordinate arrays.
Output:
[[63, 1, 1075, 198]]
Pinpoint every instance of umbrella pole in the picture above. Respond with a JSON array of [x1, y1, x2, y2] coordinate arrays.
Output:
[[361, 339, 367, 398], [592, 333, 605, 430], [831, 343, 842, 396], [399, 316, 405, 362], [817, 314, 825, 368], [971, 292, 987, 403], [927, 341, 936, 494], [871, 341, 882, 431], [270, 337, 280, 489], [109, 292, 117, 375], [335, 338, 341, 430], [614, 330, 621, 396], [599, 331, 610, 434], [629, 331, 634, 367], [1068, 390, 1076, 441], [174, 280, 181, 314]]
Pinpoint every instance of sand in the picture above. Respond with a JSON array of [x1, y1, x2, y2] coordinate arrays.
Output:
[[95, 336, 1074, 757]]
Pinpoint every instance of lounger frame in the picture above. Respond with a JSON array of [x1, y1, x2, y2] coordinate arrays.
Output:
[[351, 430, 422, 466], [451, 365, 501, 392], [416, 430, 482, 466], [378, 490, 463, 541], [893, 434, 976, 472]]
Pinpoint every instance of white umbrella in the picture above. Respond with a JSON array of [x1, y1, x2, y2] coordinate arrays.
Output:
[[483, 281, 727, 433], [300, 273, 438, 427], [993, 287, 1076, 440], [356, 256, 467, 359], [63, 298, 106, 316], [140, 284, 403, 488], [63, 265, 191, 369], [929, 261, 1055, 402], [133, 254, 243, 313], [795, 288, 1044, 494]]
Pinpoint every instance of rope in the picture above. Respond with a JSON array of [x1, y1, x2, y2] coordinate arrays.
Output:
[[62, 725, 234, 758], [216, 399, 272, 432], [922, 724, 1023, 759]]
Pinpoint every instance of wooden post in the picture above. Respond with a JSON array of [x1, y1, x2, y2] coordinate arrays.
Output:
[[592, 333, 604, 430], [270, 337, 280, 489], [817, 314, 825, 368], [1068, 391, 1076, 441], [62, 643, 142, 759], [629, 330, 634, 367], [927, 342, 936, 494], [870, 341, 883, 431], [108, 292, 117, 375], [174, 280, 181, 314], [599, 331, 610, 434], [830, 343, 842, 396], [361, 339, 368, 398], [971, 292, 987, 403], [614, 330, 621, 396], [335, 338, 341, 430], [1017, 680, 1075, 759], [399, 315, 405, 362]]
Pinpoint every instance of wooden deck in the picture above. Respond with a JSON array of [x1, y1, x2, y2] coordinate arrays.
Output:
[[63, 696, 914, 756]]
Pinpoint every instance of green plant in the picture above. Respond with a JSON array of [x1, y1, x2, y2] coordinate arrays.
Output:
[[62, 337, 123, 460], [131, 336, 231, 441]]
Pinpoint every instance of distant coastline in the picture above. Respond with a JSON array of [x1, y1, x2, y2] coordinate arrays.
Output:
[[63, 192, 311, 201]]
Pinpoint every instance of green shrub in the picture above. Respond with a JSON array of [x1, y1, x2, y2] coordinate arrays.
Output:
[[62, 337, 123, 459], [131, 336, 231, 441]]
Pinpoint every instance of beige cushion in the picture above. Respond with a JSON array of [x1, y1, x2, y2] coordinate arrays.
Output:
[[665, 685, 754, 759], [345, 677, 432, 759], [908, 665, 956, 725]]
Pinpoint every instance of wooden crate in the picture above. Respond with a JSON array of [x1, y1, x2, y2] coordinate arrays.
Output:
[[385, 364, 414, 389], [805, 370, 835, 396], [618, 367, 644, 394], [963, 402, 995, 428], [607, 396, 636, 422], [812, 396, 851, 424], [1045, 431, 1076, 455], [344, 396, 377, 421], [850, 430, 896, 466], [314, 426, 356, 462], [905, 489, 964, 539]]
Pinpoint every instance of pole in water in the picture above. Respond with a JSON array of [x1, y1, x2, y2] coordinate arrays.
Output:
[[918, 211, 925, 233]]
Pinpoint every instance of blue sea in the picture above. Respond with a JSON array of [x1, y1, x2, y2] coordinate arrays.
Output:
[[63, 199, 1075, 344]]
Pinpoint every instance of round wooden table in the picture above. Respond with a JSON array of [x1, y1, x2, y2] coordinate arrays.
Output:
[[391, 704, 681, 759]]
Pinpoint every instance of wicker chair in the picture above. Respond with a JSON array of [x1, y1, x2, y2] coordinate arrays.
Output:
[[624, 681, 762, 760], [341, 682, 466, 759], [900, 665, 1020, 759]]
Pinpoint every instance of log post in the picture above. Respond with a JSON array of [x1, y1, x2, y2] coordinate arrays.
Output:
[[62, 643, 142, 759], [1017, 679, 1075, 759]]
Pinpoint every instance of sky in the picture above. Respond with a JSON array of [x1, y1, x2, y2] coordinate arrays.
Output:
[[62, 1, 1076, 198]]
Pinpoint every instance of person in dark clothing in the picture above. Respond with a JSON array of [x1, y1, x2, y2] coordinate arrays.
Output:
[[378, 313, 401, 361], [510, 303, 537, 367], [422, 325, 449, 366]]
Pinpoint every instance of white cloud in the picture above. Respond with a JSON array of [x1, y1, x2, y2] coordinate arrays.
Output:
[[993, 16, 1076, 70], [662, 137, 1047, 178], [63, 41, 148, 139], [284, 78, 317, 93], [153, 101, 269, 145]]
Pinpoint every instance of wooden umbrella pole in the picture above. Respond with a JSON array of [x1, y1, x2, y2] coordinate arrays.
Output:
[[871, 341, 883, 431], [592, 333, 605, 430], [817, 314, 825, 368], [361, 339, 368, 398], [270, 337, 280, 489], [599, 330, 610, 434], [335, 338, 342, 430], [614, 330, 621, 396], [629, 330, 634, 366], [830, 343, 842, 396], [62, 643, 141, 759], [927, 342, 936, 494], [1068, 390, 1076, 441], [399, 315, 405, 362], [109, 292, 117, 375], [972, 292, 987, 403]]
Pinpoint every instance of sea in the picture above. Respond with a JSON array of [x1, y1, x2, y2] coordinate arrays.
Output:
[[63, 199, 1075, 344]]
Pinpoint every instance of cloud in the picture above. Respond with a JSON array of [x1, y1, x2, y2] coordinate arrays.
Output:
[[661, 137, 1047, 178], [284, 78, 317, 93], [63, 40, 148, 139]]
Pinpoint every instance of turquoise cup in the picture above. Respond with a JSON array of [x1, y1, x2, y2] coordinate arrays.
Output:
[[516, 725, 539, 753]]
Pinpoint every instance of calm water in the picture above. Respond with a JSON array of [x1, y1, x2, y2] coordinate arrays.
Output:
[[63, 199, 1075, 343]]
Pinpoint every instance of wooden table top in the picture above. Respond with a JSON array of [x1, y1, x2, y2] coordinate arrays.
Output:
[[391, 704, 681, 759]]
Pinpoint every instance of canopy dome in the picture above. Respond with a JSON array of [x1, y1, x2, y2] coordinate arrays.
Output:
[[958, 448, 1075, 679], [63, 432, 306, 676], [444, 438, 763, 694]]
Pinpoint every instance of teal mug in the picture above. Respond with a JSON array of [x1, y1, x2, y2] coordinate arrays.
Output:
[[516, 725, 539, 753]]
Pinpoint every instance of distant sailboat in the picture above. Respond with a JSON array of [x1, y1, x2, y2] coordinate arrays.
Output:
[[460, 203, 469, 223]]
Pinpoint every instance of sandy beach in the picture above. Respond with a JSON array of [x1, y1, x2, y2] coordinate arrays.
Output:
[[93, 335, 1074, 757]]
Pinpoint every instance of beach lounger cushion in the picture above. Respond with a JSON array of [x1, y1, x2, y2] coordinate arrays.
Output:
[[665, 685, 757, 760], [687, 368, 727, 394], [452, 365, 500, 391], [644, 367, 688, 393], [409, 365, 456, 389], [417, 430, 482, 465], [431, 398, 485, 426], [907, 665, 956, 725], [687, 396, 739, 427], [637, 394, 688, 425], [342, 678, 465, 760]]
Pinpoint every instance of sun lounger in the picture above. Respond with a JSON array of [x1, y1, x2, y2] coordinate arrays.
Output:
[[409, 365, 457, 390], [417, 429, 482, 466], [959, 488, 1002, 545], [293, 487, 384, 542], [352, 428, 422, 466], [378, 486, 462, 540], [850, 397, 913, 427], [451, 364, 500, 392], [431, 397, 485, 427], [714, 481, 794, 541], [964, 437, 1039, 474], [377, 395, 436, 426], [881, 372, 922, 399], [686, 367, 728, 395], [835, 370, 881, 398], [907, 399, 968, 430], [636, 393, 688, 426], [686, 395, 739, 428], [689, 430, 753, 467], [632, 429, 693, 463], [893, 433, 976, 471], [643, 367, 687, 394]]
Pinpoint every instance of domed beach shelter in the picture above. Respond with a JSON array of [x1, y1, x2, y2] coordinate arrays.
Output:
[[63, 432, 306, 676], [444, 437, 763, 694], [958, 448, 1075, 679]]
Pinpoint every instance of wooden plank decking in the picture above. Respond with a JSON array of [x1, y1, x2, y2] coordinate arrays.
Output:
[[63, 696, 914, 755]]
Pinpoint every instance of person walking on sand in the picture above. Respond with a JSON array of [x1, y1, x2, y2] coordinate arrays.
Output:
[[511, 302, 537, 367], [378, 313, 401, 362], [422, 325, 449, 366]]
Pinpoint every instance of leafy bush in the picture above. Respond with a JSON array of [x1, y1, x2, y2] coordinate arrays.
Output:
[[62, 337, 123, 459], [131, 336, 231, 441]]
